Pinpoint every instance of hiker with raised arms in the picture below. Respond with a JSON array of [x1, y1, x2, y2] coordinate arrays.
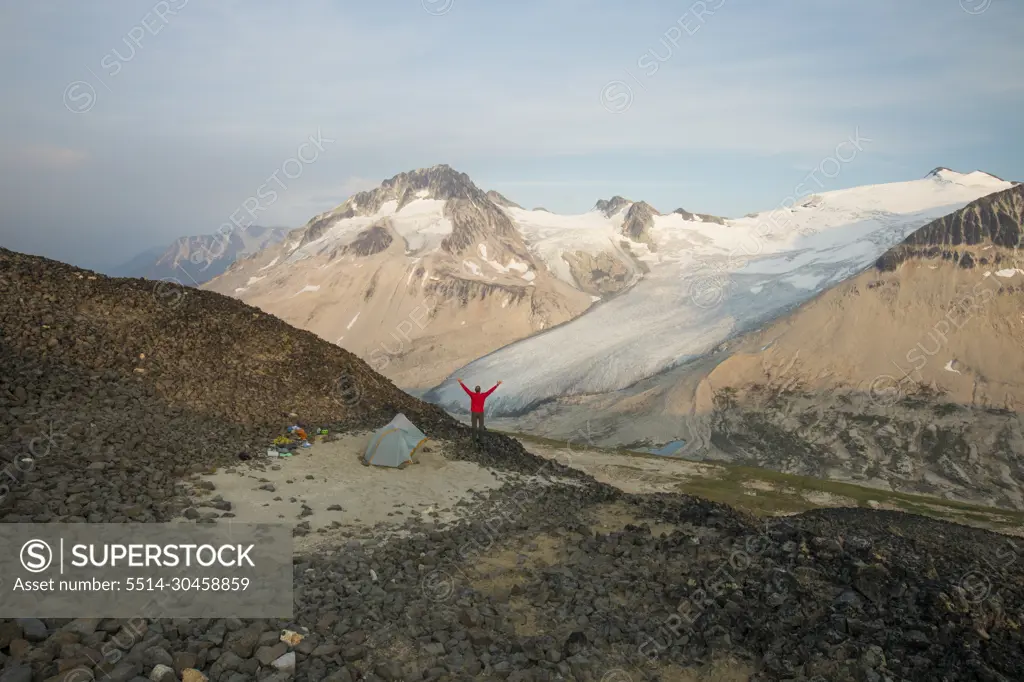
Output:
[[457, 378, 501, 438]]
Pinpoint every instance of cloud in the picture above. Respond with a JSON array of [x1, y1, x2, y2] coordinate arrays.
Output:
[[487, 180, 705, 188], [5, 144, 88, 170], [0, 0, 1021, 271]]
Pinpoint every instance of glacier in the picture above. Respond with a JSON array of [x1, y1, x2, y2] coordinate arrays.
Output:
[[425, 170, 1014, 416]]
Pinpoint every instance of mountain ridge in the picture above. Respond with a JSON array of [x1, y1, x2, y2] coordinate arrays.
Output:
[[877, 183, 1024, 271], [428, 166, 1015, 418], [110, 224, 288, 284], [201, 164, 1014, 413], [203, 164, 597, 387], [462, 172, 1024, 510]]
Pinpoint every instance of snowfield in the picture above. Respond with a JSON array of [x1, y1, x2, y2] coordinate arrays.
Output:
[[508, 206, 632, 285], [285, 199, 454, 262], [425, 170, 1014, 416]]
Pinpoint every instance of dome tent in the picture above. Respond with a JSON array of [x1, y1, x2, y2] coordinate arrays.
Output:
[[362, 413, 428, 468]]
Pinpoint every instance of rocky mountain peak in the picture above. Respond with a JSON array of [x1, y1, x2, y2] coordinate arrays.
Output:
[[381, 164, 485, 204], [295, 164, 530, 262], [300, 165, 498, 248], [344, 164, 487, 214], [486, 190, 522, 209], [673, 208, 727, 225], [594, 196, 633, 218], [925, 166, 955, 179], [110, 226, 287, 283], [439, 194, 527, 258], [622, 201, 660, 249]]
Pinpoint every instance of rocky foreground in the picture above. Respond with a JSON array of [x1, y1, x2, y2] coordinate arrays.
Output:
[[0, 246, 479, 524], [2, 248, 1024, 681]]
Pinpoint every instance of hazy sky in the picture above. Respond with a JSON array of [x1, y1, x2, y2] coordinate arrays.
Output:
[[1, 0, 1021, 271]]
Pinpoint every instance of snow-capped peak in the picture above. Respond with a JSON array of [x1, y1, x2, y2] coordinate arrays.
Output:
[[926, 167, 1008, 187], [290, 164, 531, 258], [925, 166, 955, 178], [327, 164, 485, 221]]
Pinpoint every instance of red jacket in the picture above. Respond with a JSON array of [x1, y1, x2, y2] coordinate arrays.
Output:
[[459, 380, 498, 413]]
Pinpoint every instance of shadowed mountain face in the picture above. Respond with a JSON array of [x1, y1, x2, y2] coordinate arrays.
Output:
[[622, 201, 660, 248], [452, 171, 1024, 509], [110, 225, 288, 284], [878, 184, 1024, 271], [343, 223, 393, 257], [594, 195, 632, 217], [670, 185, 1024, 509]]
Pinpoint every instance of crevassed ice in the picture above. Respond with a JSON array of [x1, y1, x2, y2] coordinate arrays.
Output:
[[426, 172, 1013, 416]]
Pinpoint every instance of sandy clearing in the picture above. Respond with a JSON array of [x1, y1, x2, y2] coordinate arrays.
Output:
[[742, 479, 777, 493], [199, 434, 504, 550], [800, 490, 858, 507]]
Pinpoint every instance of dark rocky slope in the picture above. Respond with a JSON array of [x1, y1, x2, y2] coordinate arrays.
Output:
[[621, 202, 660, 249], [678, 182, 1024, 509], [673, 208, 728, 225], [0, 247, 559, 525], [594, 196, 632, 218], [877, 184, 1024, 271], [486, 190, 523, 210]]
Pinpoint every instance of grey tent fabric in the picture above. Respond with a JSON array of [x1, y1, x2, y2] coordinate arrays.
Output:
[[387, 413, 426, 441], [362, 413, 428, 468]]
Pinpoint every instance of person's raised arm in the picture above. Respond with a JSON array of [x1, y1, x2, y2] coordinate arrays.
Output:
[[458, 378, 472, 396], [483, 380, 502, 397]]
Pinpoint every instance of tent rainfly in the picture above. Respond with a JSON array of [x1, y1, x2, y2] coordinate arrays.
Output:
[[362, 413, 428, 468]]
